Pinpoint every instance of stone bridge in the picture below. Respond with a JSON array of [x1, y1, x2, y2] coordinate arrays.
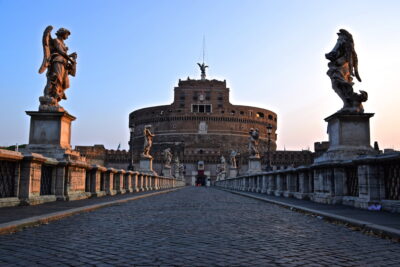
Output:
[[1, 149, 400, 266]]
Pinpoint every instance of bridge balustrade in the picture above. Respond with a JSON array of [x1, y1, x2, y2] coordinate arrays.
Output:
[[0, 148, 184, 207], [215, 152, 400, 213]]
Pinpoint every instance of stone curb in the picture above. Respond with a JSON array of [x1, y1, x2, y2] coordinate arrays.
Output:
[[221, 188, 400, 239], [0, 188, 183, 235]]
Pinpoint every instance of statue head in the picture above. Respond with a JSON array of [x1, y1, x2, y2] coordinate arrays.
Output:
[[337, 29, 354, 43], [56, 28, 71, 39]]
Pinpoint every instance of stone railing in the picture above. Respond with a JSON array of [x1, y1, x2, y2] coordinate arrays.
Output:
[[215, 152, 400, 213], [0, 149, 185, 207]]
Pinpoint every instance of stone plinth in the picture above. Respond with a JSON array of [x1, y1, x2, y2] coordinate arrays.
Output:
[[247, 156, 262, 174], [315, 112, 376, 163], [162, 166, 172, 177], [26, 111, 75, 149], [25, 111, 79, 160], [139, 156, 157, 175], [229, 167, 238, 178]]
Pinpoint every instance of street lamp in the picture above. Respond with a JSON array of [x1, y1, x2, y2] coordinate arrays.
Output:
[[128, 126, 135, 171], [266, 123, 273, 171]]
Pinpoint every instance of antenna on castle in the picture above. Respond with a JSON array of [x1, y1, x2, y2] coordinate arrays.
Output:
[[202, 35, 206, 64], [197, 35, 209, 80]]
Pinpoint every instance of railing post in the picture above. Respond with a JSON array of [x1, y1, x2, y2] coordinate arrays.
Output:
[[138, 173, 144, 191], [284, 172, 295, 198], [125, 170, 133, 193], [261, 174, 267, 193], [357, 164, 382, 208], [89, 165, 107, 197], [267, 174, 275, 194], [275, 173, 283, 196], [105, 168, 117, 195], [19, 153, 46, 205], [131, 171, 139, 192], [297, 169, 310, 199]]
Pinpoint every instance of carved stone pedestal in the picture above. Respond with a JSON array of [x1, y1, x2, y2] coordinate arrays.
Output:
[[247, 156, 262, 174], [25, 111, 79, 160], [229, 167, 238, 178], [139, 155, 157, 175], [315, 112, 376, 163], [162, 165, 172, 177], [314, 112, 377, 204]]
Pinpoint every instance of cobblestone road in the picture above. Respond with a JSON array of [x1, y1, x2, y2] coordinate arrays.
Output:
[[1, 187, 400, 267]]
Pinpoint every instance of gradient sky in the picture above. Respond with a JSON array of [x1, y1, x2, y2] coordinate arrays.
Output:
[[1, 0, 399, 151]]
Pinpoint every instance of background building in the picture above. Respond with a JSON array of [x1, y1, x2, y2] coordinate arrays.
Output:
[[76, 67, 315, 184], [129, 68, 279, 183]]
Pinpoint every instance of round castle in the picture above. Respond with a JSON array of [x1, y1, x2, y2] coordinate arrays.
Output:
[[129, 66, 278, 181]]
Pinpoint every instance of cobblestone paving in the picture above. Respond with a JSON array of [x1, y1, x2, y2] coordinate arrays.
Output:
[[1, 187, 400, 266]]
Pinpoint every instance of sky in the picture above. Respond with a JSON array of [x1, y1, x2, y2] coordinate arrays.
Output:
[[0, 0, 399, 151]]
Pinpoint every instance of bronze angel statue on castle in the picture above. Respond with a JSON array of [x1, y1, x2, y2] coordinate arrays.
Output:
[[38, 26, 77, 111]]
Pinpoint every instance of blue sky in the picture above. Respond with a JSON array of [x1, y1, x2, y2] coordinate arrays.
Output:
[[1, 0, 400, 151]]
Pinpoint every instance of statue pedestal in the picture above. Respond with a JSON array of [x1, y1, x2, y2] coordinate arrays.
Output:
[[139, 155, 157, 175], [315, 112, 376, 163], [229, 167, 238, 178], [247, 156, 261, 174], [162, 165, 172, 177], [24, 111, 81, 160]]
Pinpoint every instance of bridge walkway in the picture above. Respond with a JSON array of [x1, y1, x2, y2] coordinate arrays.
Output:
[[0, 187, 400, 266]]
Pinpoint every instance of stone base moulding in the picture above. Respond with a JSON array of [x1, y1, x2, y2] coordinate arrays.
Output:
[[315, 112, 376, 163], [139, 156, 157, 175], [26, 111, 76, 150], [247, 156, 262, 174]]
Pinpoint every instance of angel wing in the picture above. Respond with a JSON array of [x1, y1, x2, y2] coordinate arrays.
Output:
[[353, 51, 362, 82], [38, 26, 53, 74]]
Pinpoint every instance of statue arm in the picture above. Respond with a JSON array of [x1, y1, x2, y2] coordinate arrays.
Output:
[[53, 39, 72, 61]]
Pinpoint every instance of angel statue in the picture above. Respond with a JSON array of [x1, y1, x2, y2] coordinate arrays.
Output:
[[230, 150, 238, 168], [142, 125, 155, 158], [325, 29, 367, 113], [163, 148, 173, 168], [248, 128, 260, 158], [38, 25, 77, 111], [197, 62, 208, 80]]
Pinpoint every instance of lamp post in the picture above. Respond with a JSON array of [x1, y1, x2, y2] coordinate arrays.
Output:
[[266, 123, 273, 171], [128, 126, 135, 171]]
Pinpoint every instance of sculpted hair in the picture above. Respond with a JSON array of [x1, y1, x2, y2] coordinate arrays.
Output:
[[56, 28, 71, 37]]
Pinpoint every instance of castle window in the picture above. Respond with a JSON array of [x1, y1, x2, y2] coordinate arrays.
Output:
[[192, 104, 212, 113], [218, 104, 223, 108], [231, 110, 236, 115], [179, 103, 185, 108], [256, 112, 264, 118], [268, 114, 273, 120], [218, 96, 223, 101], [240, 111, 244, 115]]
